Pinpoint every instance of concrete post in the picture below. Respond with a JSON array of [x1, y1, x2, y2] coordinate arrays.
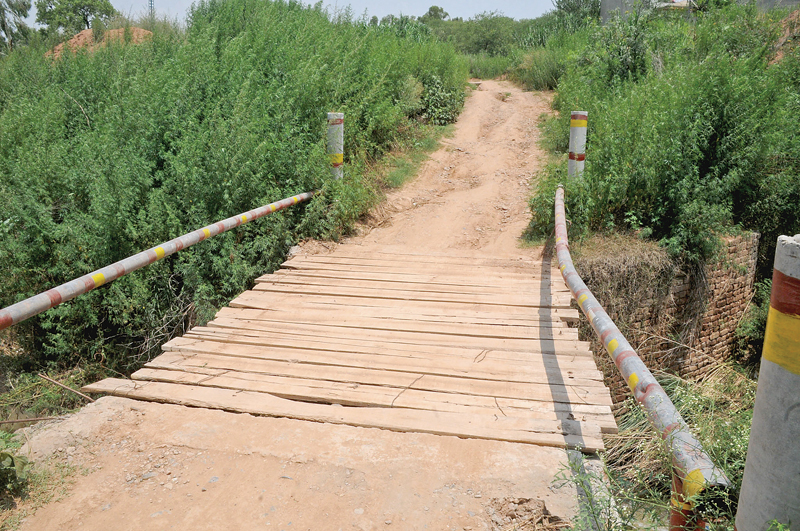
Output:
[[568, 111, 587, 179], [736, 234, 800, 530], [327, 112, 344, 180]]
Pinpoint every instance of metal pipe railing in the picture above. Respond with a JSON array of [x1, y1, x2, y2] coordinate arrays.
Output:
[[554, 185, 732, 524], [0, 191, 315, 332]]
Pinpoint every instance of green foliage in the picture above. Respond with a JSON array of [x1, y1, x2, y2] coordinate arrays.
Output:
[[0, 1, 467, 373], [529, 4, 800, 267], [564, 366, 755, 529], [464, 52, 514, 79], [35, 0, 117, 35], [735, 279, 771, 366], [421, 74, 464, 125], [0, 433, 29, 497], [420, 5, 448, 24], [0, 0, 30, 53], [510, 47, 565, 90]]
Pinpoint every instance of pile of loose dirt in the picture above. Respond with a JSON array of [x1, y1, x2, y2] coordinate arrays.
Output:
[[772, 9, 800, 64], [46, 27, 153, 59]]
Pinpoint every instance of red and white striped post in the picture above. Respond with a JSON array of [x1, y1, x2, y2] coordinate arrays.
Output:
[[327, 112, 344, 180], [736, 234, 800, 530], [568, 111, 587, 179]]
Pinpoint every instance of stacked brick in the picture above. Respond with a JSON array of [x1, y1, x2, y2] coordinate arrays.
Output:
[[580, 233, 760, 408]]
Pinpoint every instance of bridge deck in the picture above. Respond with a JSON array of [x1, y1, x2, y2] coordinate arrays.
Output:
[[85, 247, 616, 452]]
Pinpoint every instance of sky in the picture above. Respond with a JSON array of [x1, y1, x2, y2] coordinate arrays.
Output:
[[28, 0, 555, 27]]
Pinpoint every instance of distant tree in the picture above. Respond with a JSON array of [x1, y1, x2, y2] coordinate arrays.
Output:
[[369, 15, 378, 26], [35, 0, 117, 35], [420, 5, 448, 23], [0, 0, 30, 52], [554, 0, 600, 22], [467, 11, 515, 56]]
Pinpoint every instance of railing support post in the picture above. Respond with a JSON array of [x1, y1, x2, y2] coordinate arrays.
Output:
[[568, 111, 587, 179], [736, 234, 800, 530], [669, 474, 706, 531], [327, 112, 344, 180]]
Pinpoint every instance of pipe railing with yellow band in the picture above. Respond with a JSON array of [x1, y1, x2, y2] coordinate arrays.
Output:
[[0, 191, 316, 332], [554, 185, 732, 525]]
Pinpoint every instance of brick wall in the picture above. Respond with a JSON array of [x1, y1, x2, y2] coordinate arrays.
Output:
[[578, 233, 760, 407]]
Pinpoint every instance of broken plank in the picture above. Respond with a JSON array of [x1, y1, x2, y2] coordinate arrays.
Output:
[[82, 378, 605, 452]]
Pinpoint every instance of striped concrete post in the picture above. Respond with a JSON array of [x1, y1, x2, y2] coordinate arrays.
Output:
[[736, 234, 800, 530], [568, 111, 587, 179], [327, 112, 344, 180]]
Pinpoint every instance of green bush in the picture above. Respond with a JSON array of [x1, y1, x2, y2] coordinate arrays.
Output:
[[529, 4, 800, 268], [0, 433, 28, 497], [735, 279, 772, 366], [464, 52, 514, 79], [510, 48, 565, 90], [0, 0, 467, 373]]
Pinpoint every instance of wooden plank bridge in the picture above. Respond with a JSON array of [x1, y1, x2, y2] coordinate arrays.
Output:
[[85, 245, 616, 452]]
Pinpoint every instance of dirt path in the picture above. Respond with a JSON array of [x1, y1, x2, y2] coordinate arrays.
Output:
[[346, 79, 550, 257], [12, 80, 577, 531]]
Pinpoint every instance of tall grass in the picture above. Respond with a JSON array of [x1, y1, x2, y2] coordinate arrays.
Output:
[[528, 4, 800, 271], [0, 0, 467, 373]]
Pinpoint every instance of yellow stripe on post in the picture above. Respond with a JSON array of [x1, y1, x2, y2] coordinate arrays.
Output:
[[763, 306, 800, 376], [328, 153, 344, 164], [578, 294, 588, 304], [570, 119, 587, 128], [241, 215, 248, 223], [203, 228, 211, 239], [627, 372, 639, 391], [92, 273, 106, 287], [154, 247, 166, 260], [270, 205, 276, 212]]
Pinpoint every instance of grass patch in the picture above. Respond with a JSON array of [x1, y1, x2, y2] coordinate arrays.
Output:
[[376, 124, 453, 189], [558, 363, 755, 529], [510, 48, 565, 90], [464, 52, 515, 79], [0, 457, 78, 530]]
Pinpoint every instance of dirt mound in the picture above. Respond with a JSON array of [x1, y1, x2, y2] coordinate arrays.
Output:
[[772, 9, 800, 64], [46, 27, 152, 59]]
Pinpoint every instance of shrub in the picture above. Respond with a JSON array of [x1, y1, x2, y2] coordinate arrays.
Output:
[[529, 4, 800, 268], [510, 48, 565, 90]]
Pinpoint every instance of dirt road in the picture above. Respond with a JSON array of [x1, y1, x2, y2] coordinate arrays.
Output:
[[13, 80, 578, 530]]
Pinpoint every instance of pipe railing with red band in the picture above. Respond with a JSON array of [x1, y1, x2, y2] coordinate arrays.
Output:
[[554, 185, 732, 524], [0, 191, 316, 332]]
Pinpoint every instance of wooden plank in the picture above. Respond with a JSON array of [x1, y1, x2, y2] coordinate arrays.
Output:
[[164, 334, 602, 382], [229, 291, 580, 321], [252, 283, 573, 308], [216, 305, 571, 329], [131, 366, 588, 416], [150, 349, 612, 407], [205, 317, 587, 353], [283, 254, 547, 269], [142, 355, 616, 433], [212, 308, 580, 342], [147, 349, 607, 391], [169, 332, 598, 374], [269, 268, 571, 292], [279, 260, 558, 279], [142, 360, 618, 433], [260, 274, 571, 298], [82, 378, 605, 451], [132, 367, 614, 434]]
